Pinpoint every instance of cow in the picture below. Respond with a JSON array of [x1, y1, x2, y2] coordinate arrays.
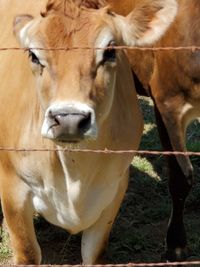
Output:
[[108, 0, 200, 262], [0, 0, 177, 264], [149, 0, 200, 261]]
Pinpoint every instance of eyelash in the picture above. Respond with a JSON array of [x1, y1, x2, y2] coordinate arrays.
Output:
[[28, 50, 45, 75], [28, 50, 45, 69], [29, 50, 40, 64]]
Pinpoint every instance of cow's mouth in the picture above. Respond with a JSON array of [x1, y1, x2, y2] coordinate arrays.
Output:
[[55, 137, 81, 144], [51, 131, 87, 144]]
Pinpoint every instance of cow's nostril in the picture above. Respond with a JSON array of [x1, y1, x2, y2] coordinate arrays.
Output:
[[54, 113, 67, 126], [78, 112, 91, 132], [54, 115, 61, 125], [48, 110, 60, 126]]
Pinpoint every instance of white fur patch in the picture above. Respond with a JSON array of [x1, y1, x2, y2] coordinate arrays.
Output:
[[180, 103, 193, 119], [19, 20, 48, 67], [137, 0, 178, 46], [95, 28, 115, 64], [19, 21, 32, 47]]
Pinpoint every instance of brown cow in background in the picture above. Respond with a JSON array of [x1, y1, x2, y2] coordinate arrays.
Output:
[[108, 0, 200, 262]]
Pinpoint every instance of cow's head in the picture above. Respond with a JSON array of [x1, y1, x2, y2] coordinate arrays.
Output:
[[14, 0, 177, 144]]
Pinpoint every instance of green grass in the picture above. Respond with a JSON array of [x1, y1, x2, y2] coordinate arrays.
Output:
[[0, 226, 12, 263], [133, 156, 160, 181]]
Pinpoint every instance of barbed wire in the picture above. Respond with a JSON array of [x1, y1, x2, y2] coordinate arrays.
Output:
[[21, 261, 200, 266], [0, 147, 198, 156], [0, 46, 200, 52]]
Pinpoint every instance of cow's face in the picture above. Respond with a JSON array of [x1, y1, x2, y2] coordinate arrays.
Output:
[[14, 9, 120, 144], [14, 0, 177, 144]]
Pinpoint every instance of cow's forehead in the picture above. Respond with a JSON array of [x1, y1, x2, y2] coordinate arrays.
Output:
[[36, 8, 114, 49]]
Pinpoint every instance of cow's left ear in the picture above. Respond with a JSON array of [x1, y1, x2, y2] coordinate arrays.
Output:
[[114, 0, 177, 46], [13, 15, 34, 45]]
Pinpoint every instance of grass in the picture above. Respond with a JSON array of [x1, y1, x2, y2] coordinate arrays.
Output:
[[0, 96, 199, 264], [0, 225, 12, 263]]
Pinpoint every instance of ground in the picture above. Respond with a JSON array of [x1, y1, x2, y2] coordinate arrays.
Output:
[[0, 96, 200, 265]]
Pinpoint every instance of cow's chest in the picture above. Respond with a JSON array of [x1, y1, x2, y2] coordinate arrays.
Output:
[[18, 153, 122, 234]]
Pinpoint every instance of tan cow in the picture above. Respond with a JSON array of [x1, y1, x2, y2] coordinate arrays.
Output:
[[0, 0, 177, 264]]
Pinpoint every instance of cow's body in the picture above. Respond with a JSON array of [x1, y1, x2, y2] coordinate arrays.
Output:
[[108, 0, 200, 261], [0, 0, 177, 264]]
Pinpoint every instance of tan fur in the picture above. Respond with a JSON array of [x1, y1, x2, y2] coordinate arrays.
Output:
[[150, 0, 200, 175], [0, 0, 176, 264], [42, 0, 107, 17]]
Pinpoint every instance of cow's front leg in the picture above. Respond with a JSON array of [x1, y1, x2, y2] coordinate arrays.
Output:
[[0, 172, 41, 264], [81, 173, 128, 264]]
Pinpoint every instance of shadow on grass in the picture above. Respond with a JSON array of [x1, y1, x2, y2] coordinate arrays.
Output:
[[134, 96, 200, 262]]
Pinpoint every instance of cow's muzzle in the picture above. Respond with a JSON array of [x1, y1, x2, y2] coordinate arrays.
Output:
[[41, 103, 97, 143]]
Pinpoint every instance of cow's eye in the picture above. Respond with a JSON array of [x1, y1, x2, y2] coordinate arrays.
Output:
[[103, 42, 116, 63], [28, 50, 42, 66]]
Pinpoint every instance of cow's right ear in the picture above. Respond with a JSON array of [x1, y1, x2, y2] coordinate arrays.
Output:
[[13, 15, 34, 45], [113, 0, 177, 47]]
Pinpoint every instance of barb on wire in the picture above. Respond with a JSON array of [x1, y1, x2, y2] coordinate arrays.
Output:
[[0, 46, 200, 52]]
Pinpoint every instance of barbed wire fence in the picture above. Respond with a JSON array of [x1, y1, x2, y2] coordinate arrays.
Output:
[[1, 46, 200, 51], [0, 45, 200, 266]]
